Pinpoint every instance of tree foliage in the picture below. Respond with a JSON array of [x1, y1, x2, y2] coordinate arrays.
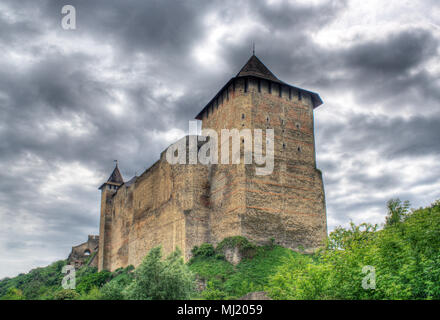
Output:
[[124, 246, 195, 300], [268, 199, 440, 299]]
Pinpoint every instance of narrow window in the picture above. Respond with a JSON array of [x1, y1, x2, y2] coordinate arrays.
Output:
[[298, 91, 302, 100], [268, 82, 272, 94], [244, 78, 248, 92], [258, 80, 261, 92], [297, 146, 301, 152], [242, 113, 245, 119], [295, 122, 301, 129], [266, 116, 270, 123], [283, 143, 286, 149], [281, 119, 285, 126]]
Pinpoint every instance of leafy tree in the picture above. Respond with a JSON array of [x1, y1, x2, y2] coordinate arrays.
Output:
[[124, 246, 195, 300], [76, 270, 111, 293], [268, 199, 440, 300], [53, 289, 80, 300], [100, 267, 134, 300], [0, 287, 25, 300], [191, 243, 215, 258], [78, 286, 102, 300], [385, 198, 410, 227], [201, 281, 227, 300]]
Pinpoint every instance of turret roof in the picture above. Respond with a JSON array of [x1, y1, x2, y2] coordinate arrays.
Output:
[[107, 165, 124, 184], [236, 54, 280, 82]]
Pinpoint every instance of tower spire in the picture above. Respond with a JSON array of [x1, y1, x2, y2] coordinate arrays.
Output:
[[252, 41, 255, 56]]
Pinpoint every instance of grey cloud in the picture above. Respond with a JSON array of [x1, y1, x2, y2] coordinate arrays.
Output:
[[318, 112, 440, 159], [345, 29, 437, 74]]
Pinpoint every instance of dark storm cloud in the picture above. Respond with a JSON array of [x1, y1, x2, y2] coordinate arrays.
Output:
[[254, 0, 347, 30], [0, 0, 439, 277], [343, 29, 439, 108], [318, 112, 440, 159], [345, 29, 437, 74], [302, 28, 440, 113]]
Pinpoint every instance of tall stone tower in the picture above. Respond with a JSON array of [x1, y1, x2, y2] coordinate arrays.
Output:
[[195, 54, 327, 251], [97, 163, 124, 271]]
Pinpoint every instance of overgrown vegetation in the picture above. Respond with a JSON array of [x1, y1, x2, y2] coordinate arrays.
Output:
[[268, 199, 440, 299], [1, 198, 439, 300], [189, 237, 294, 299]]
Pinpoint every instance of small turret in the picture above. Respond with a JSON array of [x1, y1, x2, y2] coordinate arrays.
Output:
[[99, 160, 124, 191], [98, 161, 124, 271]]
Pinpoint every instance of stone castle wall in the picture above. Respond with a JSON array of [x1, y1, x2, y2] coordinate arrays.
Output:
[[98, 149, 211, 271]]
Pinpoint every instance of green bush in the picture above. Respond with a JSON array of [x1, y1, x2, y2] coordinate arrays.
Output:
[[189, 244, 294, 299], [100, 266, 134, 300], [78, 286, 102, 300], [0, 287, 25, 300], [100, 280, 126, 300], [201, 281, 227, 300], [76, 270, 112, 293], [53, 289, 80, 300], [124, 246, 196, 300], [191, 243, 216, 258]]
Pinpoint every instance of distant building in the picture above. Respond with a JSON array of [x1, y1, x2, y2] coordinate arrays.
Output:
[[68, 235, 99, 269]]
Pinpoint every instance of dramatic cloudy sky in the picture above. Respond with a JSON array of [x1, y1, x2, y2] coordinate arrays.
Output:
[[0, 0, 439, 278]]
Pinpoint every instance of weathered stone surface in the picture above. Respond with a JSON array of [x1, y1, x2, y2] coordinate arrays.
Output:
[[223, 247, 242, 266]]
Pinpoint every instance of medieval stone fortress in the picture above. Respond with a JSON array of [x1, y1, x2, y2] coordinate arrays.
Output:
[[71, 55, 327, 272]]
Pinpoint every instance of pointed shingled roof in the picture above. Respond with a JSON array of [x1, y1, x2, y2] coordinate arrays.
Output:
[[236, 55, 280, 82], [107, 164, 124, 184], [195, 54, 323, 119]]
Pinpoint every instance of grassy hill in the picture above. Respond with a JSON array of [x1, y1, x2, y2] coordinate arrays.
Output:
[[1, 198, 439, 300]]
